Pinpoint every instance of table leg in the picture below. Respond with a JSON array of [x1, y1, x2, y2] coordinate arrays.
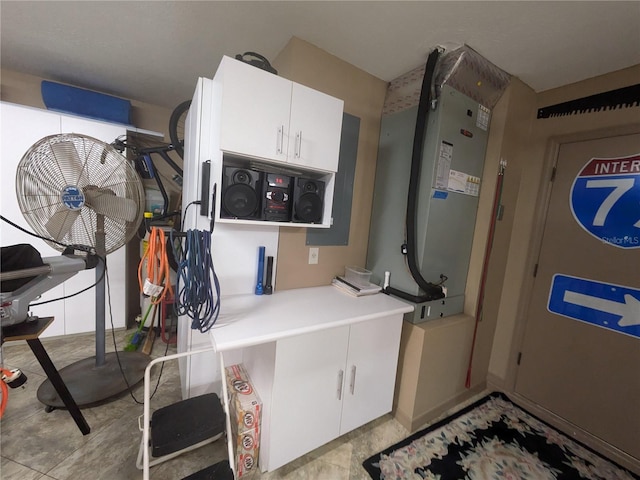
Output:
[[26, 338, 90, 435]]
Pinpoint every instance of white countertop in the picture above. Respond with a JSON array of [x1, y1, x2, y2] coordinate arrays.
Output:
[[209, 285, 414, 352]]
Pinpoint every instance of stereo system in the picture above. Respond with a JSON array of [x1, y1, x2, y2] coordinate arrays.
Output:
[[221, 166, 324, 224]]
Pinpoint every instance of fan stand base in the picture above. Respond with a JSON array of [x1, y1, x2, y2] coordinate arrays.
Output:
[[36, 351, 150, 408]]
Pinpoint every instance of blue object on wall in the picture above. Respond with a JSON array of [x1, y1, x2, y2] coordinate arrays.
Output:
[[41, 80, 132, 125], [548, 273, 640, 339], [570, 154, 640, 249]]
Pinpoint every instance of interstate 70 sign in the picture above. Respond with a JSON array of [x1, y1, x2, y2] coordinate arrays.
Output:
[[570, 153, 640, 249]]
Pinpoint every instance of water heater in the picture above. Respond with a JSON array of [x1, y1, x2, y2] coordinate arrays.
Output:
[[366, 46, 509, 323]]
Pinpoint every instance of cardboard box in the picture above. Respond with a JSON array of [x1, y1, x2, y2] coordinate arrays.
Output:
[[225, 364, 261, 478], [232, 422, 260, 478]]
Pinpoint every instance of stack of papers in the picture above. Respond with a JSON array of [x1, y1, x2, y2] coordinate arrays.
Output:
[[331, 276, 382, 297]]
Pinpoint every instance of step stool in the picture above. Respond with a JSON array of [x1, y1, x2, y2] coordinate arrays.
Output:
[[137, 392, 226, 469], [139, 347, 235, 479], [182, 459, 234, 480]]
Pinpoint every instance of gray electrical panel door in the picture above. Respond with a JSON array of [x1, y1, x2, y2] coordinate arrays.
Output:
[[366, 85, 489, 323]]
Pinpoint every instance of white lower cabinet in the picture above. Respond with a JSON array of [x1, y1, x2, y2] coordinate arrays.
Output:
[[257, 314, 403, 471], [340, 317, 404, 434], [268, 325, 349, 471]]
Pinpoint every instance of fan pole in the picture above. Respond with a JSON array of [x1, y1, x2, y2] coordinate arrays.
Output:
[[20, 133, 151, 409], [95, 219, 106, 367], [37, 216, 149, 408]]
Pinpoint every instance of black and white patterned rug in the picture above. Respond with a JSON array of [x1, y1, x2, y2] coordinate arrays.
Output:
[[363, 392, 638, 480]]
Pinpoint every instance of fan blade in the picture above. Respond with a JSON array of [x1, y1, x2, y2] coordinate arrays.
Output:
[[45, 207, 80, 241], [50, 141, 89, 186], [85, 189, 138, 222]]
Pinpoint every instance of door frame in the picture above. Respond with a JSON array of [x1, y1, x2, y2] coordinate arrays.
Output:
[[501, 123, 640, 474]]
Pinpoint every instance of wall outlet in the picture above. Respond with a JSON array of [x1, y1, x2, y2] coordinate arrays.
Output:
[[308, 247, 319, 265]]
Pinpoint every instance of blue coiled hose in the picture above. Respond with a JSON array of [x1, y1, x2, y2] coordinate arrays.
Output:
[[172, 229, 220, 333]]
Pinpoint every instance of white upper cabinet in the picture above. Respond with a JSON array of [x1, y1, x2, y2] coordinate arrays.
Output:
[[218, 57, 291, 163], [215, 56, 343, 172], [288, 83, 343, 172]]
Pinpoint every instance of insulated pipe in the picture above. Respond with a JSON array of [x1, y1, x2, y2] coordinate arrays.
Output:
[[385, 47, 444, 302]]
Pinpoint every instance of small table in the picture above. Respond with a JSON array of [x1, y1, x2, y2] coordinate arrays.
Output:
[[2, 317, 90, 435]]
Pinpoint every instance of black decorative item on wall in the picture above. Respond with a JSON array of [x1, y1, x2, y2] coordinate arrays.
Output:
[[537, 83, 640, 118]]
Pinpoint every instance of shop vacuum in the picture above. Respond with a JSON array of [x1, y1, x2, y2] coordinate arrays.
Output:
[[366, 45, 510, 323]]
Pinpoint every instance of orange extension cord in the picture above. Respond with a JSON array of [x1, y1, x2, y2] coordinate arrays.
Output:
[[0, 368, 13, 418], [138, 227, 174, 304]]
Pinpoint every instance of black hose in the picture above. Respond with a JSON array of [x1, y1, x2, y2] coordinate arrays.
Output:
[[387, 48, 445, 302]]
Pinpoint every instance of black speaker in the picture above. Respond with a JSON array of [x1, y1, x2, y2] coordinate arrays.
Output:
[[263, 173, 292, 222], [221, 167, 262, 219], [292, 177, 325, 223]]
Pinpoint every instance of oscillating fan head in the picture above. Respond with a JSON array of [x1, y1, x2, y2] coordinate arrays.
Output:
[[15, 133, 145, 255]]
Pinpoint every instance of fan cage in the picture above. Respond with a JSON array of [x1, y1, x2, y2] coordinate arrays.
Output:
[[15, 133, 145, 255]]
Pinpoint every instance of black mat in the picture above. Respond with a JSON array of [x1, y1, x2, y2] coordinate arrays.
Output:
[[363, 392, 639, 480]]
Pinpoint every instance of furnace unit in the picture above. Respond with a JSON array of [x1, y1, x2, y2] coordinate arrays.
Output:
[[366, 45, 510, 323]]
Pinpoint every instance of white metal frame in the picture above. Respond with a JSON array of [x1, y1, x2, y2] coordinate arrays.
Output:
[[140, 346, 236, 480]]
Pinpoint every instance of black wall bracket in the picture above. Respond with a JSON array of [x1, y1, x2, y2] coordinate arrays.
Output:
[[537, 84, 640, 119]]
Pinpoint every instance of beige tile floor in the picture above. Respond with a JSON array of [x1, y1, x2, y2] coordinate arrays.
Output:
[[0, 326, 482, 480]]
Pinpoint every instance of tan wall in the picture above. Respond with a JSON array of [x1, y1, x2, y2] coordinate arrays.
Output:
[[466, 77, 537, 387], [1, 69, 183, 199], [1, 70, 173, 136], [488, 64, 640, 388], [271, 37, 388, 290]]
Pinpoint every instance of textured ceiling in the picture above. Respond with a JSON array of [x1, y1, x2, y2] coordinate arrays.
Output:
[[1, 1, 639, 110]]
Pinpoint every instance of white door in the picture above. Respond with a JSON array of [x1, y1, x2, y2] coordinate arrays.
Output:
[[340, 315, 403, 434], [515, 132, 640, 458], [219, 57, 291, 163], [1, 103, 66, 336], [267, 326, 349, 471], [289, 83, 343, 172]]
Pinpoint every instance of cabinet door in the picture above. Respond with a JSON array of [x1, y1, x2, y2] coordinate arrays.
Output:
[[267, 326, 349, 471], [60, 116, 127, 333], [340, 315, 403, 434], [219, 57, 291, 163], [288, 83, 343, 172], [1, 103, 66, 336]]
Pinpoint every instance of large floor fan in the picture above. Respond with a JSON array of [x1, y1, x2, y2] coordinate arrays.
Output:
[[15, 133, 148, 407]]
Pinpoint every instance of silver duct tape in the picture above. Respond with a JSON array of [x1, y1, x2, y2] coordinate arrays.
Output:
[[436, 45, 511, 110], [382, 45, 511, 115]]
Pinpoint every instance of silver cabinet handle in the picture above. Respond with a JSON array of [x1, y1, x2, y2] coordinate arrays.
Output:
[[294, 131, 302, 158], [337, 369, 344, 400], [276, 125, 284, 155], [349, 365, 356, 395]]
